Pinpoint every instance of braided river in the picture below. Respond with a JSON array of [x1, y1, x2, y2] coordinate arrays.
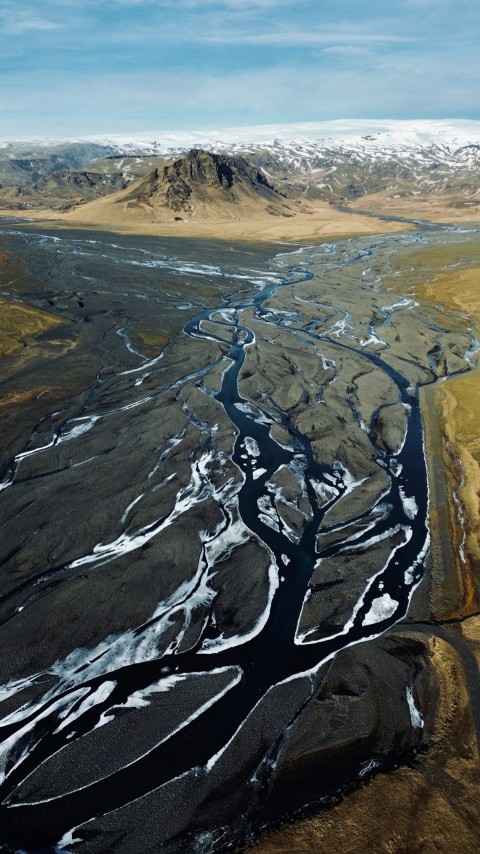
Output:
[[0, 222, 477, 852]]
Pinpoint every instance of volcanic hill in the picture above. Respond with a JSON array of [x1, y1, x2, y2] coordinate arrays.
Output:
[[63, 148, 298, 225]]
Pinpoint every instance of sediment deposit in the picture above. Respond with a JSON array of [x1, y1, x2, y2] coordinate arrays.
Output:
[[0, 219, 479, 853]]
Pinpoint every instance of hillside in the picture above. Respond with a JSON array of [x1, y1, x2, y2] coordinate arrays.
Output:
[[0, 141, 116, 188], [61, 148, 298, 225], [0, 170, 132, 210]]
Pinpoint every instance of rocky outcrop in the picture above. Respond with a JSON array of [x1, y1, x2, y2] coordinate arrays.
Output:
[[168, 148, 273, 191], [31, 170, 128, 193], [258, 631, 436, 822], [122, 148, 292, 217]]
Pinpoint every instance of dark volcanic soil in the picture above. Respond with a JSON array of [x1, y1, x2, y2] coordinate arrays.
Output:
[[0, 222, 478, 854]]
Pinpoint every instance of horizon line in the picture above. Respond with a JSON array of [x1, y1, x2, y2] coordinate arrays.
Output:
[[2, 117, 480, 145]]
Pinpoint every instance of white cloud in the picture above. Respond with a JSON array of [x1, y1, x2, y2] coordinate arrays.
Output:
[[323, 45, 373, 57], [0, 10, 61, 33], [202, 30, 415, 46], [0, 0, 477, 134]]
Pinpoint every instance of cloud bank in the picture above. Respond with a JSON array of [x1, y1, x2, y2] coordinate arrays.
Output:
[[1, 0, 478, 135]]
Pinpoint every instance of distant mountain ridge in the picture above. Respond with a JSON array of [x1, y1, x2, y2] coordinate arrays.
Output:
[[1, 170, 131, 210], [0, 143, 116, 188], [3, 119, 480, 173], [86, 120, 480, 174]]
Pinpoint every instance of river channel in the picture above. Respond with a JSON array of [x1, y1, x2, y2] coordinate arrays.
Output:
[[0, 222, 477, 853]]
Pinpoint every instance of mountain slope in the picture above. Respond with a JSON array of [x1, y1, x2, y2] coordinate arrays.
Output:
[[66, 148, 297, 225], [88, 121, 480, 217], [0, 170, 132, 210], [0, 142, 116, 188]]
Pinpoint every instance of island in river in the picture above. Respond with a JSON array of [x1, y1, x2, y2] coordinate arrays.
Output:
[[0, 156, 479, 854]]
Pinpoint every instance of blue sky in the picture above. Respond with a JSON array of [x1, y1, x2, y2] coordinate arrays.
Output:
[[1, 0, 478, 137]]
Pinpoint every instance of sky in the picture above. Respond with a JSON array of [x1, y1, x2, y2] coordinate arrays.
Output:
[[0, 0, 479, 138]]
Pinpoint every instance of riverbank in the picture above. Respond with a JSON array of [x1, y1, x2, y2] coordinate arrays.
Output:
[[245, 626, 480, 854], [415, 247, 480, 614], [0, 220, 436, 853], [376, 238, 480, 612]]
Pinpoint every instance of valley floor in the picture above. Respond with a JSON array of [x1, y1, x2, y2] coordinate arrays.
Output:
[[0, 199, 411, 244], [0, 206, 479, 853]]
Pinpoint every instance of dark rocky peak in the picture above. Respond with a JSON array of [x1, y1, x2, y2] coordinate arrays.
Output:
[[123, 147, 291, 216], [164, 148, 275, 192]]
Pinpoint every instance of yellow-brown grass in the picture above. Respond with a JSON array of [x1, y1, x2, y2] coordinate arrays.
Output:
[[436, 373, 480, 566], [411, 248, 480, 612], [134, 327, 170, 350], [0, 295, 63, 358], [350, 190, 480, 225], [0, 201, 411, 245], [417, 266, 480, 318]]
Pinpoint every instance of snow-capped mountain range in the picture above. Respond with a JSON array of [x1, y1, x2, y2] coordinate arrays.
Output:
[[88, 119, 480, 160], [2, 119, 480, 161], [86, 119, 480, 205], [1, 120, 479, 210]]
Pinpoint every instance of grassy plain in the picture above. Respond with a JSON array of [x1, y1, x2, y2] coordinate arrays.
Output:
[[382, 244, 480, 566], [135, 327, 170, 350], [0, 250, 64, 362], [383, 241, 480, 619]]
